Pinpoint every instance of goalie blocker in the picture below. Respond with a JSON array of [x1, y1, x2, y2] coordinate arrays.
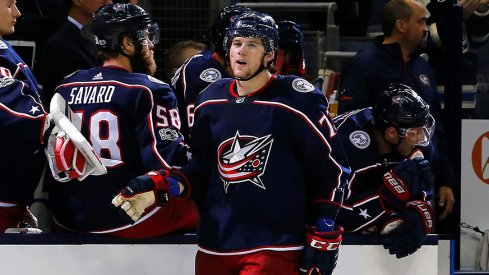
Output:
[[45, 93, 107, 182]]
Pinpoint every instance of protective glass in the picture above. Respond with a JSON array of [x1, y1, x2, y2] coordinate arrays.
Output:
[[137, 23, 160, 46], [398, 114, 435, 147]]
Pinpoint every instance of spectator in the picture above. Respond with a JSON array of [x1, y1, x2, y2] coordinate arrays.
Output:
[[48, 4, 198, 238], [162, 40, 206, 82], [337, 0, 455, 227], [171, 5, 252, 142], [333, 83, 435, 258], [113, 11, 351, 275], [36, 0, 111, 105], [0, 0, 50, 232]]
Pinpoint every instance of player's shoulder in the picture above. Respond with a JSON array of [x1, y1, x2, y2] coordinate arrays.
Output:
[[181, 50, 226, 81], [0, 40, 14, 61], [274, 75, 323, 100]]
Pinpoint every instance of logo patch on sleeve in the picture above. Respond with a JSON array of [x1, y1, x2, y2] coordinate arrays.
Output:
[[349, 130, 370, 149], [0, 40, 7, 49], [292, 78, 315, 93], [200, 68, 221, 83]]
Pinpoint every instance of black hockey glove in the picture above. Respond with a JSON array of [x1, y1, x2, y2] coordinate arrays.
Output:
[[379, 156, 434, 210], [299, 226, 344, 275], [383, 200, 434, 258], [112, 170, 180, 223]]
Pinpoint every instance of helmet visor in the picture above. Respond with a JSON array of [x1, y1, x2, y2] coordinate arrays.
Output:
[[137, 23, 160, 46], [399, 114, 435, 147]]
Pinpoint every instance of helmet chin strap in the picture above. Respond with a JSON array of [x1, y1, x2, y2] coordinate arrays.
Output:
[[234, 53, 269, 81]]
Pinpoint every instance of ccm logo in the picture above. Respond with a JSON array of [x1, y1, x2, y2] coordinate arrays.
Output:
[[384, 172, 406, 194], [310, 240, 340, 251]]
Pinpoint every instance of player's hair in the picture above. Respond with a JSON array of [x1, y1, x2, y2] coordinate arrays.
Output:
[[211, 5, 252, 56], [381, 0, 414, 36], [373, 83, 431, 131]]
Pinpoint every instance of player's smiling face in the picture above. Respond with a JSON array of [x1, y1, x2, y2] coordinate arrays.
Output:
[[0, 0, 21, 37], [229, 37, 269, 78]]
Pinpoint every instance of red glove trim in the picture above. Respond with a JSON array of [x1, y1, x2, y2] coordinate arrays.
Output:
[[306, 226, 344, 251], [406, 200, 434, 234], [146, 170, 170, 191], [382, 169, 411, 204]]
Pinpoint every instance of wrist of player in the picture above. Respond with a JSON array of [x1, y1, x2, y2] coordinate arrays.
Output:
[[299, 218, 343, 275]]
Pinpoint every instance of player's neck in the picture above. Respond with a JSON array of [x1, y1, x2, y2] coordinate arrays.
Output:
[[103, 56, 132, 72], [236, 71, 272, 96]]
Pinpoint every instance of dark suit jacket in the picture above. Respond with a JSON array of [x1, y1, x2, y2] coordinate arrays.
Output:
[[36, 19, 98, 104]]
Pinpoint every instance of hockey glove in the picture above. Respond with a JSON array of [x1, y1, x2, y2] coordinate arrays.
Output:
[[299, 226, 344, 275], [379, 156, 434, 210], [112, 170, 180, 223], [383, 200, 434, 258]]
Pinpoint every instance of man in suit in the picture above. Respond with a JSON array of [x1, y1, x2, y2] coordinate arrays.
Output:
[[36, 0, 111, 105]]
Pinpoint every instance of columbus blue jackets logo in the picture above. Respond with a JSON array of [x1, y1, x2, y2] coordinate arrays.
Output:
[[292, 78, 315, 93], [0, 40, 7, 49], [200, 68, 221, 83], [349, 130, 370, 149], [218, 131, 273, 193]]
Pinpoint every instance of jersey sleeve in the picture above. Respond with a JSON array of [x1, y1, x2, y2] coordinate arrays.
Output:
[[293, 91, 352, 222], [134, 83, 189, 170], [0, 74, 48, 144]]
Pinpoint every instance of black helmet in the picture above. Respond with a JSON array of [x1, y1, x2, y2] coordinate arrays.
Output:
[[211, 5, 252, 56], [373, 83, 435, 146], [278, 20, 304, 51], [90, 4, 159, 50], [224, 11, 279, 55]]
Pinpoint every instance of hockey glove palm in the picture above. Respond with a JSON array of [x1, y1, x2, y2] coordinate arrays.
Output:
[[383, 200, 434, 258], [112, 170, 179, 222], [299, 226, 344, 275], [380, 157, 435, 210]]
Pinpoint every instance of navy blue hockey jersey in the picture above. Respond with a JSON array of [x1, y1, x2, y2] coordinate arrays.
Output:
[[179, 75, 351, 254], [50, 66, 190, 231], [333, 108, 433, 232], [0, 39, 48, 205], [171, 50, 230, 141]]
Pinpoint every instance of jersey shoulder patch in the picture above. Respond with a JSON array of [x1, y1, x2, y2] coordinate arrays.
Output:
[[349, 130, 370, 149], [0, 40, 7, 50], [200, 68, 222, 83], [292, 78, 315, 93]]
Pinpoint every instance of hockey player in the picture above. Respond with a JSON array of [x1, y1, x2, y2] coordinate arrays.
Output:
[[0, 0, 50, 232], [338, 0, 456, 229], [48, 4, 198, 238], [113, 11, 351, 275], [171, 5, 252, 142], [333, 83, 435, 258]]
